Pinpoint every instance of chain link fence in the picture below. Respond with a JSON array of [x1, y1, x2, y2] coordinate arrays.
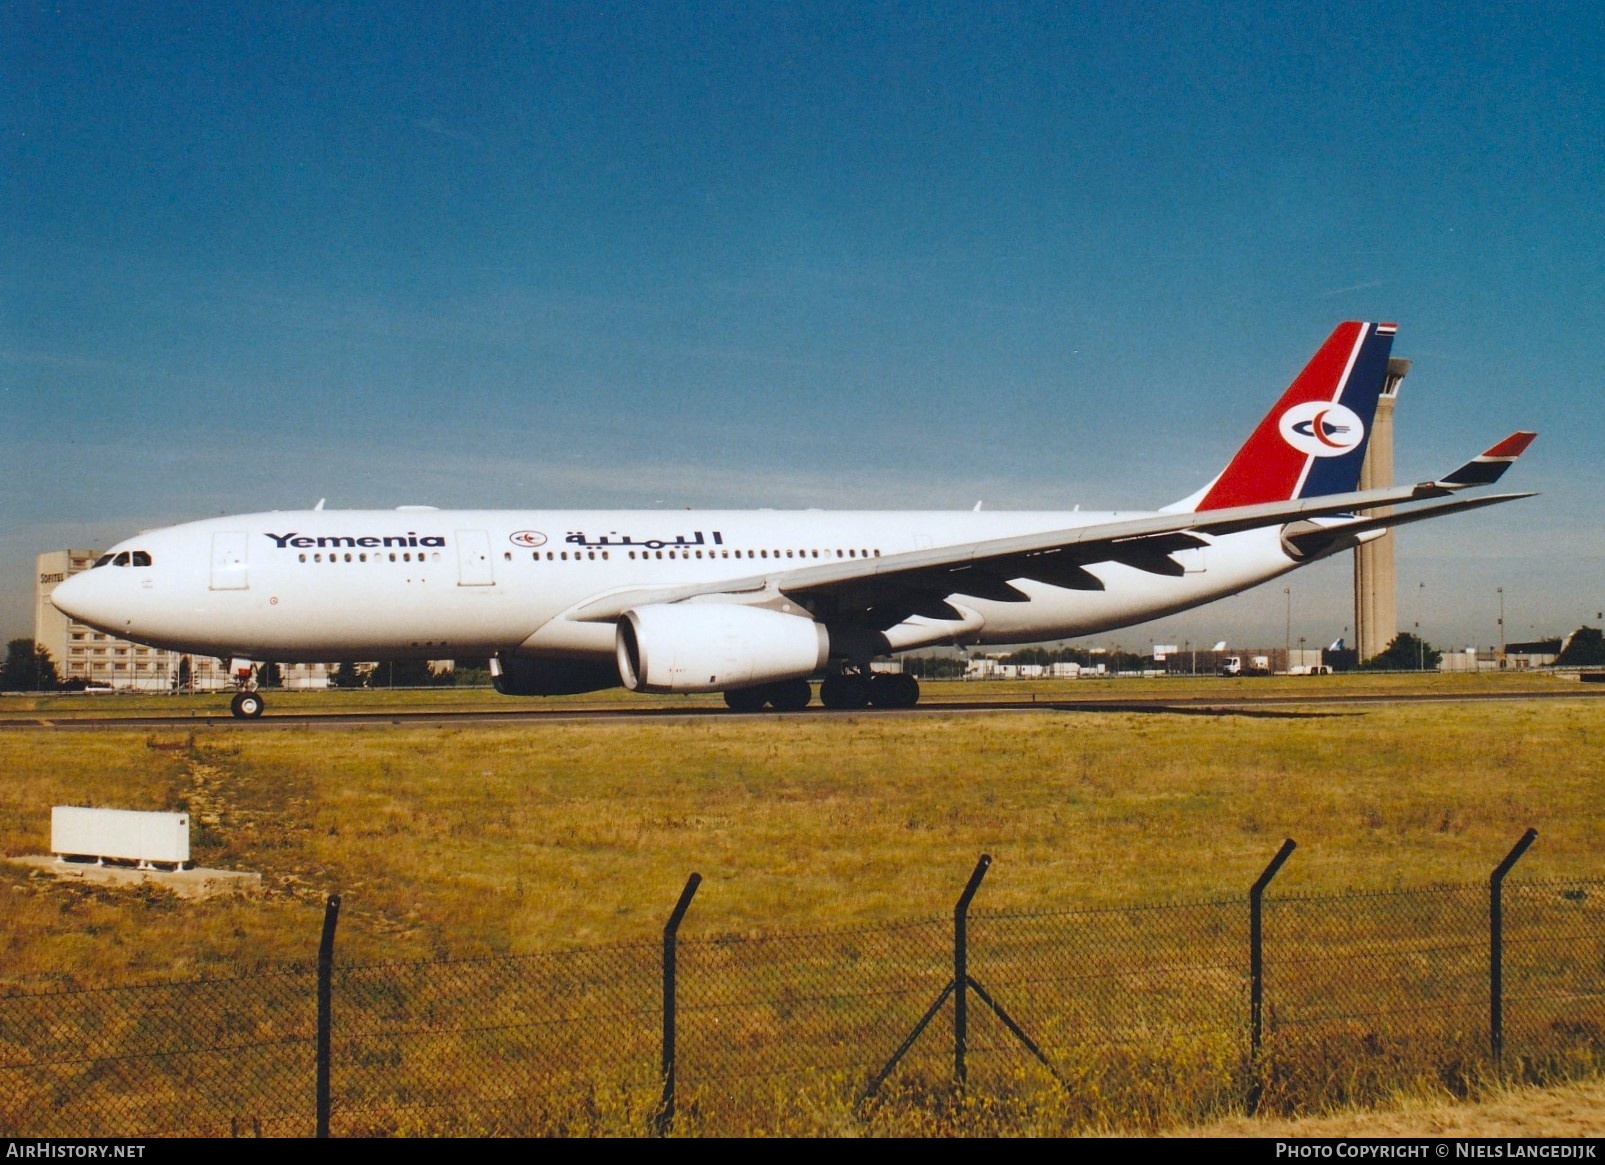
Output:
[[3, 856, 1602, 1136]]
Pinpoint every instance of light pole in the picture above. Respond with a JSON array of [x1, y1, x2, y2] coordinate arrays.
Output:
[[1497, 587, 1506, 665], [1418, 581, 1426, 671], [1283, 587, 1291, 673]]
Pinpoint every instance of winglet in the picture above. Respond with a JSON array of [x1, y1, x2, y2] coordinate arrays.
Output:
[[1435, 432, 1537, 488]]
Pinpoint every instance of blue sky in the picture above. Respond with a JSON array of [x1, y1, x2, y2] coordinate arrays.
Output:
[[4, 2, 1601, 652]]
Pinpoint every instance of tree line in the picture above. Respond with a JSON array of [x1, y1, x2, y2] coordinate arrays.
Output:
[[7, 630, 1604, 693], [900, 626, 1605, 678], [0, 640, 495, 692]]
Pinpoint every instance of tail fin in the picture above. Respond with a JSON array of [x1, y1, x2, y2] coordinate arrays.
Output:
[[1183, 322, 1397, 512]]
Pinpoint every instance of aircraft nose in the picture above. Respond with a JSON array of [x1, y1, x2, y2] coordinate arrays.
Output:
[[51, 570, 118, 630]]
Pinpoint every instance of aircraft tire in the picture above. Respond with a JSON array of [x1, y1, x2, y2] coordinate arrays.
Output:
[[723, 687, 768, 713], [766, 679, 812, 712], [231, 691, 265, 719], [819, 675, 869, 710], [889, 674, 921, 708], [868, 673, 920, 709]]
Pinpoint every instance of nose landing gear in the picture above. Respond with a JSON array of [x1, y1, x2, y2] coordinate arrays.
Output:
[[229, 691, 265, 719], [227, 658, 265, 718]]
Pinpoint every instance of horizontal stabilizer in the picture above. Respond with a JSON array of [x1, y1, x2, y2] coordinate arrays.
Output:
[[1282, 492, 1536, 559], [1434, 432, 1537, 488]]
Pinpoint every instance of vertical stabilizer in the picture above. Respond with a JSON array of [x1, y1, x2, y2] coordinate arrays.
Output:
[[1187, 322, 1397, 511]]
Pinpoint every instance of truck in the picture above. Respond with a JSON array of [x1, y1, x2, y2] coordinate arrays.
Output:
[[1220, 655, 1272, 676]]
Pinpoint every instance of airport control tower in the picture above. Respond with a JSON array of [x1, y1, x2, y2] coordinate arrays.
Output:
[[1353, 356, 1411, 661]]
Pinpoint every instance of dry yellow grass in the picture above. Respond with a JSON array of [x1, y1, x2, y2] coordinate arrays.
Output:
[[1, 686, 1600, 1135], [1175, 1077, 1605, 1138], [1, 690, 1599, 975]]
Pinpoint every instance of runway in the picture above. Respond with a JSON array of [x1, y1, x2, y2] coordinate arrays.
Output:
[[5, 684, 1603, 731]]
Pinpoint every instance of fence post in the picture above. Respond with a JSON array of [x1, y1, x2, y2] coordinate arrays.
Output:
[[1247, 839, 1295, 1115], [953, 854, 992, 1087], [316, 893, 341, 1139], [1490, 828, 1538, 1069], [654, 872, 702, 1136]]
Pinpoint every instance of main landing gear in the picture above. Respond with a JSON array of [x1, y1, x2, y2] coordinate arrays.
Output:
[[721, 671, 920, 713], [229, 691, 265, 719], [820, 671, 919, 710], [722, 678, 812, 713]]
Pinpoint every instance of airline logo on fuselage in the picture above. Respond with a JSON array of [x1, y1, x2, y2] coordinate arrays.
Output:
[[263, 531, 447, 549], [509, 530, 547, 547], [1277, 402, 1366, 458]]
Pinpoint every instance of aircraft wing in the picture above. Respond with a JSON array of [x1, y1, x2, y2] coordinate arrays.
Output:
[[776, 486, 1536, 628], [567, 434, 1535, 628]]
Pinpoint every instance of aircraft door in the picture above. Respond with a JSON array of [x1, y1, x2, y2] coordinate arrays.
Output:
[[210, 532, 249, 590], [456, 530, 495, 586]]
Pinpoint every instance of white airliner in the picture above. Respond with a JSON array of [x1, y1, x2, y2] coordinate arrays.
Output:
[[52, 322, 1535, 718]]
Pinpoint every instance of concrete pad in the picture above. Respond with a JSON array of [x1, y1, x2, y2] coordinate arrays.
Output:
[[9, 854, 263, 899]]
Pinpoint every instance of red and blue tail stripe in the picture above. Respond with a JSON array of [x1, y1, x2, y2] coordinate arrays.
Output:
[[1196, 322, 1396, 511]]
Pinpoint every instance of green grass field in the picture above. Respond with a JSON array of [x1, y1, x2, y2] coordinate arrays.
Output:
[[0, 666, 1592, 721]]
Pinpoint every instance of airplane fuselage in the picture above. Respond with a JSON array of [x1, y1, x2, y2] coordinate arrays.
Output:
[[57, 507, 1301, 665]]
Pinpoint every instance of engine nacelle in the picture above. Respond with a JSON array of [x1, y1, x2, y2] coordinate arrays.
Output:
[[616, 604, 829, 694]]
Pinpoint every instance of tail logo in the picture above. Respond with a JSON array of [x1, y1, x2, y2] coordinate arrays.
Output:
[[1279, 402, 1366, 458]]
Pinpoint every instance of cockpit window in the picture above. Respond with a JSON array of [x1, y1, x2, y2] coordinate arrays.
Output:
[[99, 550, 152, 567]]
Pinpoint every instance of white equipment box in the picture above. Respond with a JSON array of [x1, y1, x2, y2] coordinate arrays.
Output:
[[52, 806, 191, 869]]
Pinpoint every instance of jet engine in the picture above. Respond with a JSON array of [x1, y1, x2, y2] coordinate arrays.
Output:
[[616, 604, 829, 693]]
